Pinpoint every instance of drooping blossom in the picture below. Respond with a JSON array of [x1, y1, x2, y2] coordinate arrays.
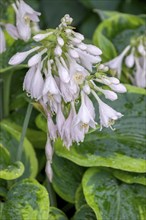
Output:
[[105, 35, 146, 88], [6, 0, 41, 41], [0, 26, 6, 54], [9, 14, 127, 181]]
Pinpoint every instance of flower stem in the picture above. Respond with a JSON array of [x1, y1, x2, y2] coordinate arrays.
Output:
[[2, 71, 13, 118], [17, 102, 33, 161]]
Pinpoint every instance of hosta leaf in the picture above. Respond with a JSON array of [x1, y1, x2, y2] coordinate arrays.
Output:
[[2, 119, 47, 149], [52, 154, 85, 203], [113, 170, 146, 185], [82, 168, 146, 220], [75, 185, 86, 210], [49, 207, 68, 220], [94, 9, 119, 20], [93, 14, 145, 61], [0, 179, 7, 198], [73, 204, 96, 220], [54, 91, 146, 173], [0, 161, 24, 181], [0, 121, 38, 178], [0, 144, 24, 180], [2, 178, 50, 220]]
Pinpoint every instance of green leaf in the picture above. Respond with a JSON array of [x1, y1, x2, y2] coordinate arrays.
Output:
[[52, 154, 85, 203], [49, 207, 68, 220], [125, 84, 146, 95], [0, 144, 24, 180], [54, 92, 146, 173], [75, 185, 87, 210], [82, 168, 146, 220], [73, 204, 96, 220], [0, 179, 7, 198], [2, 119, 47, 149], [93, 14, 145, 61], [94, 9, 119, 20], [113, 170, 146, 185], [0, 121, 38, 179], [2, 178, 50, 220]]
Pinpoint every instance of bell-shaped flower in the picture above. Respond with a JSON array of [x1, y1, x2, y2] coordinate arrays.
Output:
[[33, 32, 53, 41], [23, 65, 36, 93], [0, 27, 6, 53], [56, 104, 65, 136], [106, 45, 131, 78], [45, 137, 54, 162], [18, 0, 41, 22], [57, 36, 64, 46], [47, 116, 57, 141], [75, 48, 101, 71], [54, 45, 62, 56], [125, 52, 135, 68], [5, 24, 19, 40], [138, 43, 146, 56], [68, 48, 79, 59], [109, 83, 127, 93], [92, 90, 123, 130], [45, 161, 53, 182], [30, 63, 44, 99], [91, 80, 118, 101], [74, 92, 97, 134], [9, 46, 40, 65], [86, 44, 102, 56], [134, 57, 146, 88], [61, 104, 75, 148], [55, 57, 70, 83], [28, 48, 47, 67], [16, 15, 31, 41]]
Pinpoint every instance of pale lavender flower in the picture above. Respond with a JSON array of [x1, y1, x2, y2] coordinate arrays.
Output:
[[134, 57, 146, 88], [45, 161, 53, 182], [45, 137, 54, 162], [91, 90, 123, 130], [74, 91, 97, 134], [0, 27, 6, 53], [125, 52, 135, 68], [8, 0, 41, 41], [9, 46, 40, 65], [55, 57, 70, 83], [30, 63, 44, 99], [33, 32, 53, 41], [106, 45, 130, 78], [47, 116, 57, 141], [56, 104, 65, 136]]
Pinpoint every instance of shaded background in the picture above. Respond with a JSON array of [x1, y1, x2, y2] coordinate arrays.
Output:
[[28, 0, 146, 39]]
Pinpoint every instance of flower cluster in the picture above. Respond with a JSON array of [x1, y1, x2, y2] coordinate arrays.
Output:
[[6, 0, 41, 41], [9, 14, 126, 181], [0, 0, 41, 54], [105, 35, 146, 88]]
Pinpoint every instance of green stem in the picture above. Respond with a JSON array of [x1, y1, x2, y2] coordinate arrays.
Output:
[[17, 103, 33, 161], [2, 72, 13, 118]]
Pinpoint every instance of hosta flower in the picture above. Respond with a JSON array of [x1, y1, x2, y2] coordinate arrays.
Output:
[[91, 90, 123, 130], [0, 27, 6, 53], [9, 14, 127, 181], [6, 0, 41, 41], [105, 45, 130, 78], [106, 35, 146, 88]]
